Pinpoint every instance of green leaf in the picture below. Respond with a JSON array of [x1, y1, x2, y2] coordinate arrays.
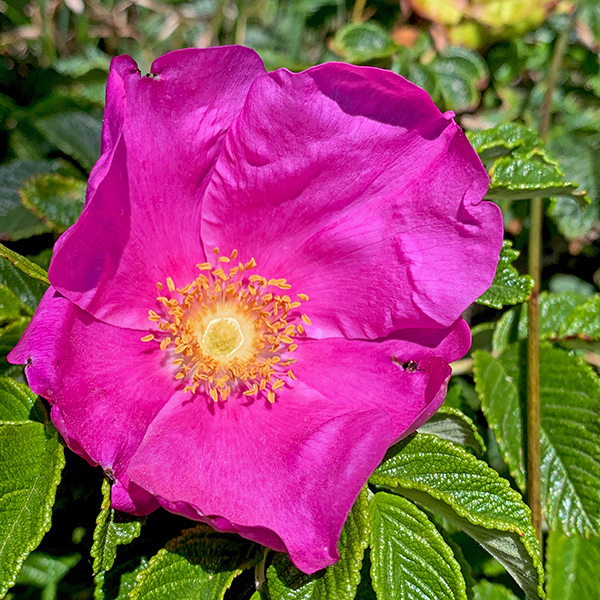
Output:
[[94, 557, 148, 600], [485, 153, 583, 201], [473, 344, 600, 536], [369, 492, 468, 600], [468, 123, 540, 162], [0, 422, 65, 598], [477, 240, 533, 309], [0, 318, 30, 374], [330, 22, 398, 63], [0, 160, 57, 241], [92, 479, 143, 575], [19, 174, 85, 233], [370, 434, 544, 600], [15, 552, 80, 600], [472, 581, 520, 600], [130, 525, 258, 600], [34, 112, 101, 171], [0, 284, 21, 323], [467, 124, 588, 203], [546, 530, 600, 600], [267, 486, 371, 600], [0, 377, 44, 423], [429, 47, 488, 112], [558, 296, 600, 342], [418, 406, 486, 455], [549, 274, 596, 297], [491, 292, 597, 354], [0, 243, 50, 286], [547, 127, 599, 240]]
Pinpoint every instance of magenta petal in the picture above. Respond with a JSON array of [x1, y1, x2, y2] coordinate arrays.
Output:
[[127, 389, 394, 573], [126, 329, 455, 573], [8, 289, 177, 515], [50, 47, 266, 329], [201, 64, 502, 338]]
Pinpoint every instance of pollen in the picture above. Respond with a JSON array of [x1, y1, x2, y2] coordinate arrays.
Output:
[[142, 249, 310, 403]]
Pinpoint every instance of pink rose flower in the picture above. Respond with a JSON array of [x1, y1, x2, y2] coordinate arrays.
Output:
[[9, 46, 502, 574]]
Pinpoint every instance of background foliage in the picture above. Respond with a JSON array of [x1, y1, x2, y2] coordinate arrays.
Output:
[[1, 0, 600, 599]]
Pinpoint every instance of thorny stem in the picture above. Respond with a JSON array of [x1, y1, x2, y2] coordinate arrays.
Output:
[[528, 11, 575, 551]]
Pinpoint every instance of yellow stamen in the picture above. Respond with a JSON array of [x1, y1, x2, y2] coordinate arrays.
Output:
[[147, 251, 310, 403]]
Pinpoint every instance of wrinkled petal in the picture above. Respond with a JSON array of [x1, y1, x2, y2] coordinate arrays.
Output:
[[201, 63, 502, 338], [8, 288, 179, 514], [50, 47, 266, 330], [126, 336, 452, 573]]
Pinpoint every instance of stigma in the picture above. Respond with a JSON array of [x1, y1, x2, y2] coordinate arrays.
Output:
[[141, 248, 310, 403]]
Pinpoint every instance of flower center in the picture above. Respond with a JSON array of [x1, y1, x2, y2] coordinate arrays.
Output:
[[202, 317, 243, 357], [141, 248, 310, 403]]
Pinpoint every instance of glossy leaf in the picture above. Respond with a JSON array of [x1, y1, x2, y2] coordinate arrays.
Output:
[[34, 111, 101, 172], [131, 525, 258, 600], [0, 160, 57, 241], [546, 530, 600, 600], [477, 240, 533, 309], [472, 581, 519, 600], [467, 123, 588, 203], [91, 479, 143, 575], [0, 243, 50, 286], [547, 128, 599, 240], [19, 174, 85, 233], [0, 284, 21, 323], [370, 434, 544, 600], [0, 422, 65, 598], [486, 153, 582, 201], [418, 406, 485, 455], [0, 377, 43, 423], [430, 47, 488, 112], [267, 487, 371, 600], [330, 22, 398, 63], [491, 292, 595, 354], [369, 492, 467, 600], [15, 552, 80, 598], [473, 344, 600, 535], [94, 557, 148, 600], [468, 123, 540, 162]]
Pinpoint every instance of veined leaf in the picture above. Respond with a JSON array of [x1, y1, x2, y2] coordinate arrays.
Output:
[[467, 123, 588, 203], [369, 492, 468, 600], [370, 434, 544, 600], [15, 552, 80, 597], [0, 284, 21, 323], [34, 112, 101, 172], [477, 240, 533, 309], [0, 243, 50, 286], [330, 23, 398, 63], [418, 406, 485, 455], [131, 525, 259, 600], [546, 530, 600, 600], [94, 557, 148, 600], [473, 344, 600, 536], [0, 422, 65, 598], [91, 479, 143, 575], [472, 581, 520, 600], [0, 160, 57, 241], [19, 174, 85, 233], [267, 487, 371, 600], [0, 377, 44, 423]]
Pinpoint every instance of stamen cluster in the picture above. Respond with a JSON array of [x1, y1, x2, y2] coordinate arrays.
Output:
[[141, 248, 310, 403]]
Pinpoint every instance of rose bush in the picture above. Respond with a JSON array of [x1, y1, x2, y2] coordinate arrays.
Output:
[[9, 45, 502, 574]]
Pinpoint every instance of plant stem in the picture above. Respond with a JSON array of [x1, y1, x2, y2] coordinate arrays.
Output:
[[352, 0, 367, 23], [527, 12, 575, 550]]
